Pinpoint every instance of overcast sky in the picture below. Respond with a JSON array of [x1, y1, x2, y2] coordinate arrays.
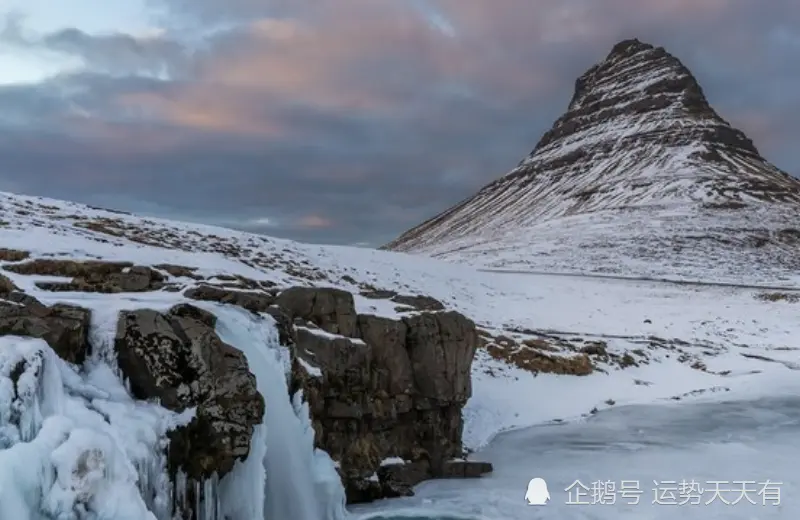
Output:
[[0, 1, 798, 246]]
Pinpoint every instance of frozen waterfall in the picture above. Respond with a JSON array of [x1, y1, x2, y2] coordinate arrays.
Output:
[[0, 303, 348, 520], [0, 335, 184, 520], [210, 303, 348, 520]]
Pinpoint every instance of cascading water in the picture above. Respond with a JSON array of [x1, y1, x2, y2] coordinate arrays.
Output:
[[208, 302, 348, 520]]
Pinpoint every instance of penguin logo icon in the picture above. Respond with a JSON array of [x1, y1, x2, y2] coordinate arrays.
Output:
[[525, 477, 550, 505]]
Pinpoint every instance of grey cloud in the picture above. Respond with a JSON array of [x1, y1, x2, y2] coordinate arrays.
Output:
[[42, 28, 189, 77], [0, 71, 175, 133], [1, 15, 190, 78], [0, 83, 71, 127]]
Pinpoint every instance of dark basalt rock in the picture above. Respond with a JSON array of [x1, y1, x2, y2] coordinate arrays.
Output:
[[276, 286, 358, 336], [0, 291, 91, 364], [114, 304, 264, 484], [283, 286, 491, 504]]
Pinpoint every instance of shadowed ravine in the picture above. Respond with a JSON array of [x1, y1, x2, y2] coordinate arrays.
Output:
[[354, 396, 800, 519]]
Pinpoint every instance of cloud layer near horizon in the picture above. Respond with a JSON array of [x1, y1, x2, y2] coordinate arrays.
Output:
[[1, 0, 799, 245]]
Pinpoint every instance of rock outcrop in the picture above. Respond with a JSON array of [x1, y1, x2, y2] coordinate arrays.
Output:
[[0, 290, 91, 364], [4, 259, 172, 293], [184, 284, 276, 313], [384, 38, 800, 284], [276, 286, 358, 336], [282, 287, 491, 502], [361, 290, 446, 312], [114, 304, 264, 484]]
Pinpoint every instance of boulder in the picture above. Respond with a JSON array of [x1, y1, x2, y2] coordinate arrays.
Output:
[[359, 289, 398, 300], [376, 461, 431, 498], [114, 304, 264, 481], [276, 286, 357, 336], [4, 258, 132, 278], [0, 291, 91, 364]]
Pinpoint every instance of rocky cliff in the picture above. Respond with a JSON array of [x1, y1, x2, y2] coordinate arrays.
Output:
[[276, 286, 490, 501], [0, 255, 490, 515], [385, 39, 800, 284], [188, 282, 492, 501]]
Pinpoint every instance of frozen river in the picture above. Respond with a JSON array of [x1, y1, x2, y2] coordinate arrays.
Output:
[[352, 395, 799, 519]]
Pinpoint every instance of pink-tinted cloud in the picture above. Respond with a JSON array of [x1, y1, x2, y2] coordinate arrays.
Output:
[[119, 0, 799, 139], [296, 215, 334, 229]]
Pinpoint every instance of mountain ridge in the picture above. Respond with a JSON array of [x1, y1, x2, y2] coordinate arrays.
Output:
[[384, 38, 800, 284]]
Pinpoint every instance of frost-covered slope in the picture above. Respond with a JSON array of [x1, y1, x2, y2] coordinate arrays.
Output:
[[385, 39, 800, 285], [1, 188, 799, 520]]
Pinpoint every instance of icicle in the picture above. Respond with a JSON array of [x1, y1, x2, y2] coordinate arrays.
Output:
[[136, 449, 173, 520], [151, 448, 174, 520], [200, 474, 219, 520], [173, 470, 188, 519], [18, 392, 43, 442], [194, 479, 201, 520]]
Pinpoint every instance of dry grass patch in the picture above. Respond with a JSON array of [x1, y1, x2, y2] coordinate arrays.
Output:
[[755, 292, 800, 303], [0, 248, 29, 262], [485, 341, 593, 375]]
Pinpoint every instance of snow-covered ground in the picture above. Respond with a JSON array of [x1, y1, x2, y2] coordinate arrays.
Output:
[[0, 190, 797, 518], [387, 202, 800, 287], [461, 270, 800, 448]]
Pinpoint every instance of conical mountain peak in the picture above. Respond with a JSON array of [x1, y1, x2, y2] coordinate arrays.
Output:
[[530, 38, 759, 161], [385, 40, 800, 283], [566, 38, 690, 112]]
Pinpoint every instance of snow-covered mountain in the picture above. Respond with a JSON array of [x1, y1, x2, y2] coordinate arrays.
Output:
[[385, 39, 800, 285]]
